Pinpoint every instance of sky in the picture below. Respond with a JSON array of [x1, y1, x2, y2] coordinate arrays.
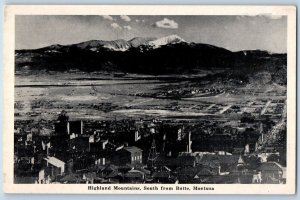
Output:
[[15, 15, 287, 53]]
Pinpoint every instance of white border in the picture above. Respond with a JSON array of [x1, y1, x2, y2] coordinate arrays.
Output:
[[3, 5, 297, 194]]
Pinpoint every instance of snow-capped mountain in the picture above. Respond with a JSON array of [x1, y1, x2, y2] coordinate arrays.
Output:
[[65, 35, 187, 52], [75, 39, 131, 52], [128, 37, 157, 48], [148, 35, 187, 48], [28, 35, 188, 53], [15, 35, 286, 80]]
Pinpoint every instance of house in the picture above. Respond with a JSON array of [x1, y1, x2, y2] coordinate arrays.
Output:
[[82, 172, 97, 183], [257, 162, 284, 183], [155, 155, 196, 170], [18, 156, 35, 165], [15, 146, 36, 176], [111, 146, 143, 166], [257, 152, 280, 163], [98, 164, 122, 183], [105, 170, 122, 183], [72, 154, 94, 171], [26, 132, 33, 142], [177, 165, 203, 183], [124, 169, 145, 183], [152, 171, 176, 183], [199, 154, 244, 175], [95, 157, 106, 166], [37, 169, 51, 184], [252, 171, 262, 183], [43, 156, 65, 176], [232, 147, 246, 155], [59, 173, 81, 183], [65, 159, 74, 174], [195, 167, 217, 179], [99, 164, 118, 178], [71, 136, 89, 152]]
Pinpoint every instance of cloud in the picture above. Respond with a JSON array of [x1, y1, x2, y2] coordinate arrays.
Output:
[[135, 19, 140, 22], [111, 23, 122, 30], [120, 15, 131, 22], [154, 18, 178, 29], [123, 25, 132, 30], [101, 15, 114, 21]]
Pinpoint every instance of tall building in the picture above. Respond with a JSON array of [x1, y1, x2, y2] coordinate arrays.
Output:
[[55, 110, 69, 136]]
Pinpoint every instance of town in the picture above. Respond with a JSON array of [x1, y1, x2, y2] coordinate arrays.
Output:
[[14, 94, 287, 184]]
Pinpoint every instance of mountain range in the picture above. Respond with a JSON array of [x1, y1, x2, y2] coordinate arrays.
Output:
[[15, 35, 287, 84]]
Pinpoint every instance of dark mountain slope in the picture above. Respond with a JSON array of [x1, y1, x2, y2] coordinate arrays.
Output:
[[15, 35, 287, 84]]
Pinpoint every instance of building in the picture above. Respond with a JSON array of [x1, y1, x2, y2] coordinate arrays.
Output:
[[124, 169, 145, 183], [55, 120, 83, 136], [199, 154, 244, 175], [43, 156, 65, 177], [68, 120, 83, 135], [37, 169, 51, 184], [111, 146, 143, 166], [257, 162, 284, 183], [82, 172, 97, 184], [155, 155, 196, 170], [95, 157, 106, 166], [54, 110, 70, 137]]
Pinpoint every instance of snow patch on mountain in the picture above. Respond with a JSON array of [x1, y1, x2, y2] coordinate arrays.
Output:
[[148, 35, 187, 48], [103, 44, 130, 52], [129, 37, 157, 48]]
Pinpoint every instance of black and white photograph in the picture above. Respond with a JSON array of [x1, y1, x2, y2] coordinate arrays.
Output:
[[4, 5, 296, 194]]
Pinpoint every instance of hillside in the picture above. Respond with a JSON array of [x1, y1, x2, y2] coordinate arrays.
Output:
[[15, 35, 287, 85]]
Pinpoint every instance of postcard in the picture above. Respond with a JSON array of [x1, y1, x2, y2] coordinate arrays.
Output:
[[3, 5, 296, 194]]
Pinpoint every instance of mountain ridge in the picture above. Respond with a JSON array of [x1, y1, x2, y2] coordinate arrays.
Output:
[[30, 35, 186, 52], [15, 35, 287, 85], [17, 35, 286, 54]]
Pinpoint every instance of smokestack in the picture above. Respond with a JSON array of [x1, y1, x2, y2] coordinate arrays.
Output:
[[244, 144, 250, 155], [67, 122, 70, 135], [187, 131, 192, 153], [80, 120, 83, 135], [161, 133, 166, 153]]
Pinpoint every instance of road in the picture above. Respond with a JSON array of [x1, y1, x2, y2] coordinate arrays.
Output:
[[260, 100, 272, 115]]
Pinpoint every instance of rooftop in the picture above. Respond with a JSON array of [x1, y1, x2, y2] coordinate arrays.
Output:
[[123, 146, 143, 153], [44, 156, 65, 168], [200, 154, 242, 165], [257, 162, 283, 171]]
